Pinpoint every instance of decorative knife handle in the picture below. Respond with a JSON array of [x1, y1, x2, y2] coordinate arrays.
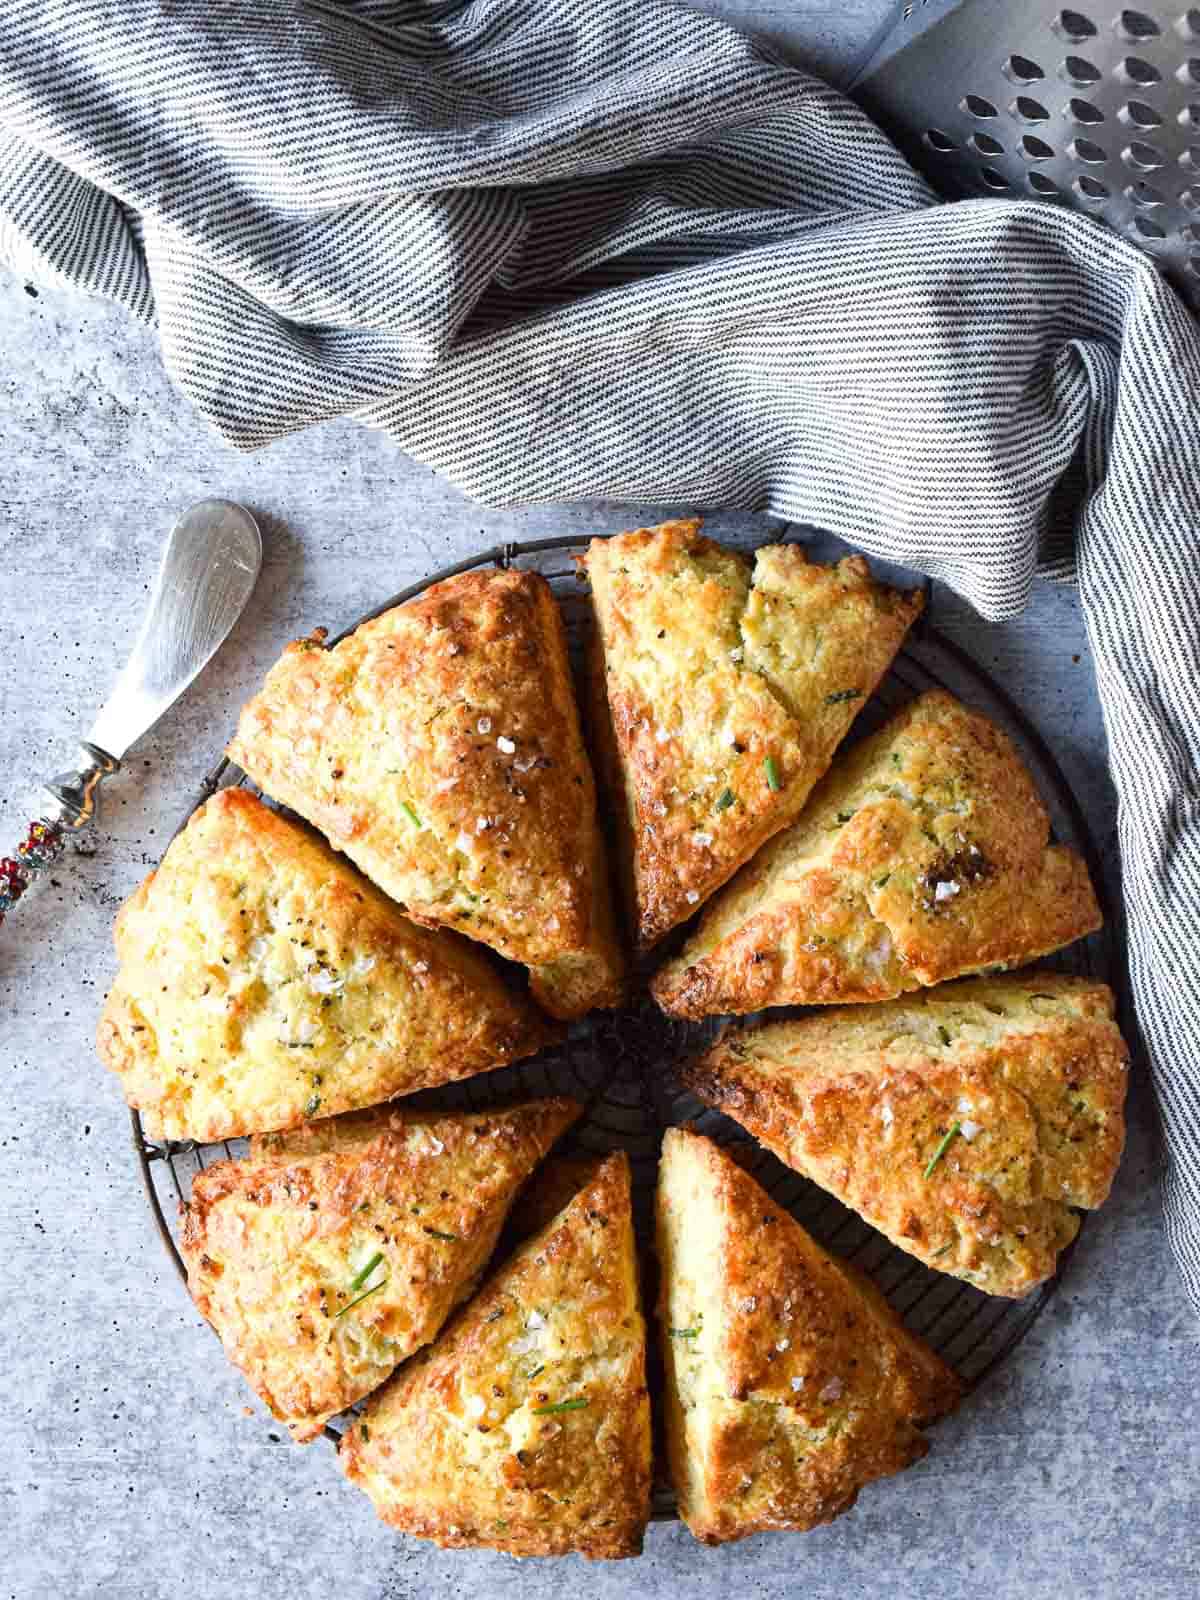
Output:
[[0, 743, 119, 928]]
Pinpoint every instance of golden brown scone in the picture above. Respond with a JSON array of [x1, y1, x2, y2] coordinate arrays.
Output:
[[582, 520, 922, 950], [181, 1098, 580, 1441], [679, 974, 1129, 1298], [502, 1153, 607, 1245], [658, 1128, 960, 1543], [98, 789, 556, 1142], [653, 690, 1103, 1018], [339, 1152, 651, 1559], [227, 567, 623, 1020]]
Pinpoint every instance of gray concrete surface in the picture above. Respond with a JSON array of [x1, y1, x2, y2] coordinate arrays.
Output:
[[1, 3, 1197, 1598]]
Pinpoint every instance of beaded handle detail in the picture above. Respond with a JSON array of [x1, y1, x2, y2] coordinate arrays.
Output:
[[0, 819, 68, 928]]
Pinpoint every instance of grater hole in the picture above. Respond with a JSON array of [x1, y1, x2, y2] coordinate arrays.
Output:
[[1131, 214, 1167, 240], [1069, 95, 1107, 120], [1013, 95, 1052, 119], [1180, 184, 1200, 208], [1120, 98, 1162, 124], [971, 131, 1006, 155], [963, 93, 1000, 117], [1006, 53, 1047, 81], [1181, 222, 1200, 238], [1178, 57, 1200, 81], [1070, 136, 1110, 160], [1179, 9, 1200, 39], [1115, 9, 1161, 38], [1055, 8, 1099, 39], [1179, 102, 1200, 128], [1029, 171, 1061, 193], [1180, 144, 1200, 165], [979, 166, 1011, 189], [1125, 178, 1168, 202], [1074, 173, 1111, 197], [1124, 138, 1165, 164], [1120, 54, 1163, 81], [925, 127, 959, 151], [1021, 134, 1057, 159], [1064, 54, 1104, 82]]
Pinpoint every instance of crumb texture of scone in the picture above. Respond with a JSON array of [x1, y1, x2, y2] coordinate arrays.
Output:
[[97, 789, 557, 1141], [180, 1098, 580, 1441], [227, 567, 623, 1019], [339, 1152, 652, 1559], [680, 975, 1129, 1298], [657, 1128, 961, 1544], [582, 519, 923, 950], [654, 689, 1103, 1018]]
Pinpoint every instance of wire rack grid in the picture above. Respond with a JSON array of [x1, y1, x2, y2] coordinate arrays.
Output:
[[128, 532, 1117, 1514]]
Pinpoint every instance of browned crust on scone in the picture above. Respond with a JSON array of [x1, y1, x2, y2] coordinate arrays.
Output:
[[227, 568, 623, 1017], [339, 1152, 651, 1559], [180, 1098, 580, 1440], [502, 1154, 608, 1246], [653, 690, 1103, 1018], [582, 520, 922, 951], [97, 788, 557, 1141], [657, 1128, 960, 1544], [678, 975, 1129, 1298]]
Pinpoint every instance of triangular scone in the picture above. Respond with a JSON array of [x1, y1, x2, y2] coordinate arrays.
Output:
[[680, 975, 1129, 1298], [582, 520, 922, 950], [658, 1129, 961, 1543], [97, 789, 556, 1142], [181, 1098, 580, 1442], [228, 567, 623, 1020], [339, 1152, 652, 1559], [501, 1154, 607, 1246], [654, 690, 1102, 1018]]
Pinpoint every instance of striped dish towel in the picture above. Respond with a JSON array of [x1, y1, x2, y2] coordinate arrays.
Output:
[[3, 0, 1199, 1313]]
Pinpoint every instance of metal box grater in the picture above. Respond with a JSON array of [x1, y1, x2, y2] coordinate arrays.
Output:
[[852, 0, 1200, 309]]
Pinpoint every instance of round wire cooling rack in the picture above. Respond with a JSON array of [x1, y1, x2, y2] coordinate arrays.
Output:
[[130, 532, 1119, 1515]]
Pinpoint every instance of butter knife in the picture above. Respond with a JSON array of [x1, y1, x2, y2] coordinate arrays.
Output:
[[1, 499, 262, 927]]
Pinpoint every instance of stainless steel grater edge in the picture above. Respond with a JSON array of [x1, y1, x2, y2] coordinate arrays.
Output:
[[853, 0, 1200, 310]]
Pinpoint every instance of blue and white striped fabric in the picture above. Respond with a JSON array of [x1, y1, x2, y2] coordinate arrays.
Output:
[[3, 0, 1200, 1314]]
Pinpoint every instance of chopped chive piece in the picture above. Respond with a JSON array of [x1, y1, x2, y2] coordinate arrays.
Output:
[[714, 788, 735, 813], [764, 756, 781, 792], [360, 1423, 370, 1441], [532, 1397, 588, 1415], [932, 1243, 954, 1259], [303, 1092, 322, 1116], [937, 1025, 951, 1047], [669, 1327, 699, 1339], [874, 874, 891, 888], [526, 1364, 545, 1380], [836, 810, 855, 825], [349, 1251, 384, 1291], [825, 688, 863, 705], [423, 1227, 460, 1242], [334, 1278, 388, 1318], [400, 801, 421, 828], [923, 1122, 961, 1180]]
